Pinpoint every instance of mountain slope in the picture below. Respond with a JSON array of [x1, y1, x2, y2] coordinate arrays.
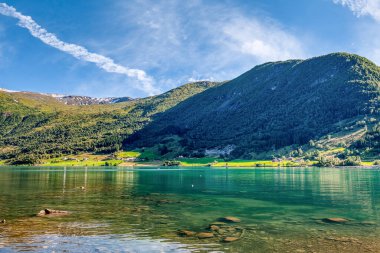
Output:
[[3, 52, 380, 163], [0, 81, 219, 163], [128, 53, 380, 158]]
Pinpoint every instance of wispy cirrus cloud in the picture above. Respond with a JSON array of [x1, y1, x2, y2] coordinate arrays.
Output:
[[0, 2, 160, 95], [333, 0, 380, 22], [221, 17, 305, 62], [110, 0, 307, 92]]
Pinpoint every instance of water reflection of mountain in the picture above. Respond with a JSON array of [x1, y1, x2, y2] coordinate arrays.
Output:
[[134, 167, 380, 213], [1, 167, 379, 221], [0, 167, 138, 219]]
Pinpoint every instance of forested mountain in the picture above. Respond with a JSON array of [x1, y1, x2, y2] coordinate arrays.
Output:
[[128, 53, 380, 159], [0, 81, 219, 163], [2, 52, 380, 164]]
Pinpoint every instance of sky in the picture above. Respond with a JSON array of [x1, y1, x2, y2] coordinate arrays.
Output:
[[0, 0, 379, 98]]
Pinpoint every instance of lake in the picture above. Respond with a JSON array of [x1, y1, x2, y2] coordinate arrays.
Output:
[[0, 166, 379, 252]]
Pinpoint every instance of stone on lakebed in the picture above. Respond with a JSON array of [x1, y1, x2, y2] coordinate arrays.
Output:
[[37, 209, 70, 217], [177, 230, 196, 237], [197, 232, 214, 239], [219, 216, 241, 223], [222, 237, 239, 243], [322, 218, 349, 223], [209, 225, 220, 231]]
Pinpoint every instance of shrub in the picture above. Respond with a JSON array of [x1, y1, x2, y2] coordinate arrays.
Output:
[[341, 156, 361, 166], [315, 156, 340, 167]]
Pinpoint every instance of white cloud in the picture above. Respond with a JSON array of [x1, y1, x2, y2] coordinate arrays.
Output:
[[352, 22, 380, 64], [0, 2, 160, 95], [0, 1, 309, 97], [331, 1, 380, 65], [111, 0, 307, 92], [220, 17, 305, 62], [333, 0, 380, 22]]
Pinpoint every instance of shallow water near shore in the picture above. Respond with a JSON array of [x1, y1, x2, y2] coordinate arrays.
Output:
[[0, 166, 380, 252]]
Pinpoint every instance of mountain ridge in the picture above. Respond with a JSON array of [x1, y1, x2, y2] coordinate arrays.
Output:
[[2, 52, 380, 164], [0, 88, 134, 105], [127, 52, 380, 159]]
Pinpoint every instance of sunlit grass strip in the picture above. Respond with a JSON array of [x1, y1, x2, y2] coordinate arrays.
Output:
[[116, 151, 141, 158], [180, 159, 317, 167], [40, 159, 123, 167]]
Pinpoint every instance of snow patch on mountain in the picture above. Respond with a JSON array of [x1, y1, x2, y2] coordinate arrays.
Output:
[[0, 87, 132, 105]]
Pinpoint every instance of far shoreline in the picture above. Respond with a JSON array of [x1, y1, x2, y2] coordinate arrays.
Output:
[[0, 162, 378, 169]]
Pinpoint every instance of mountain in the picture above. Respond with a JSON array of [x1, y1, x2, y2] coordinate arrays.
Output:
[[56, 95, 133, 105], [0, 81, 219, 163], [2, 52, 380, 164], [0, 89, 133, 105], [128, 53, 380, 159]]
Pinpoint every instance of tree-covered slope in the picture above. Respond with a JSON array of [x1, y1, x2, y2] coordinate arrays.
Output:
[[129, 53, 380, 158], [0, 81, 219, 163], [3, 52, 380, 163]]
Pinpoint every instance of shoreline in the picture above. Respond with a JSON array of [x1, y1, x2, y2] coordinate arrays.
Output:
[[0, 162, 378, 169]]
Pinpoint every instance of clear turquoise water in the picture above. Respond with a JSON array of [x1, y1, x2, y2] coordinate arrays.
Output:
[[0, 166, 380, 252]]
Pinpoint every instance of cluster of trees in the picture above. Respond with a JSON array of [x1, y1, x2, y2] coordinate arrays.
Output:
[[316, 156, 362, 167]]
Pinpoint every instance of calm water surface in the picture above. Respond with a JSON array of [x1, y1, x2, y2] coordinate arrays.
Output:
[[0, 166, 380, 252]]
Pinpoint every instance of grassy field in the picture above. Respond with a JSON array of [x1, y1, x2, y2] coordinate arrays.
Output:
[[115, 151, 141, 158], [361, 161, 375, 166], [178, 157, 223, 166], [320, 147, 346, 155], [39, 155, 314, 168], [178, 158, 316, 167], [41, 159, 123, 167], [0, 151, 378, 167], [40, 153, 123, 167]]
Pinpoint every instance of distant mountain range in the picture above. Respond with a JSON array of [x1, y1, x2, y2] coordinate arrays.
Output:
[[0, 88, 133, 105], [1, 53, 380, 164]]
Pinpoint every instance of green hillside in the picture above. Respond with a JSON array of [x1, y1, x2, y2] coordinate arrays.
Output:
[[3, 52, 380, 165], [128, 53, 380, 161], [0, 81, 219, 164]]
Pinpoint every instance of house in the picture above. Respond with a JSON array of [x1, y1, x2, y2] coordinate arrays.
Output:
[[123, 157, 136, 162], [63, 157, 77, 161]]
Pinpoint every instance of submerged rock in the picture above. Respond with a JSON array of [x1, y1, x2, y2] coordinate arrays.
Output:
[[209, 221, 227, 226], [134, 206, 151, 212], [361, 221, 376, 226], [222, 237, 239, 243], [177, 230, 196, 237], [219, 216, 241, 223], [217, 228, 227, 234], [197, 232, 214, 239], [37, 209, 70, 217], [322, 218, 349, 223], [209, 225, 220, 231]]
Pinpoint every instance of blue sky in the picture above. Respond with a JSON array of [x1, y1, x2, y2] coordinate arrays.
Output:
[[0, 0, 379, 98]]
